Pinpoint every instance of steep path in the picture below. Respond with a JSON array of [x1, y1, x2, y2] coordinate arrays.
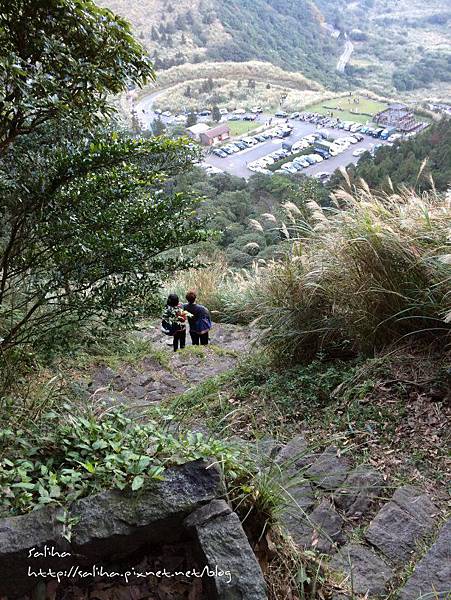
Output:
[[88, 322, 254, 409]]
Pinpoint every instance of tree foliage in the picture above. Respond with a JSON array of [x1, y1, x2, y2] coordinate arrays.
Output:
[[0, 0, 153, 151], [0, 1, 206, 352]]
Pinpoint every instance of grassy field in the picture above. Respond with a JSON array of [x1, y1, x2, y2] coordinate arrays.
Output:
[[306, 94, 388, 124], [228, 120, 260, 136]]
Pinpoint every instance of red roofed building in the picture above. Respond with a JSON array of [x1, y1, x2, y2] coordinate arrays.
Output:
[[199, 123, 230, 146]]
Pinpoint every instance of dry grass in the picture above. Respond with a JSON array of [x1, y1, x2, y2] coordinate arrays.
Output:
[[138, 60, 323, 96], [178, 185, 450, 363], [246, 185, 450, 362], [152, 78, 328, 112]]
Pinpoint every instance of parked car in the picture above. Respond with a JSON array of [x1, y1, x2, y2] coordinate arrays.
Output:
[[235, 141, 247, 150], [243, 115, 257, 121], [212, 148, 227, 158], [198, 110, 211, 117], [314, 172, 330, 181], [275, 111, 288, 118], [353, 148, 367, 157], [353, 134, 364, 142], [241, 138, 255, 147], [154, 109, 162, 115], [293, 157, 309, 168]]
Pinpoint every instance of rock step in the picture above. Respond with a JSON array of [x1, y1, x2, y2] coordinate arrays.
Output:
[[329, 543, 394, 597], [365, 485, 438, 564], [88, 322, 253, 407], [399, 517, 451, 600]]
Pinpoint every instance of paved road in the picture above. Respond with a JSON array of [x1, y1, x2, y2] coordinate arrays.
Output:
[[203, 120, 386, 179], [337, 38, 354, 73]]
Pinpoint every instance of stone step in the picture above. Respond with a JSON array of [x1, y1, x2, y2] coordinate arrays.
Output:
[[399, 517, 451, 600], [305, 446, 350, 490], [365, 485, 438, 564], [329, 543, 394, 597], [334, 464, 385, 518]]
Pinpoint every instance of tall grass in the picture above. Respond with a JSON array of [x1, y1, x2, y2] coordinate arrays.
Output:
[[248, 185, 450, 362], [163, 253, 261, 324], [172, 186, 450, 363]]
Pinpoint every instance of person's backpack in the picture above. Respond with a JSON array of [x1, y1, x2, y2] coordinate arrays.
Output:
[[161, 319, 176, 336], [195, 314, 212, 333]]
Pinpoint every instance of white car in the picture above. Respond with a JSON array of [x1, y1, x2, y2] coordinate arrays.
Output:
[[241, 138, 256, 147], [219, 108, 228, 115], [353, 148, 367, 157], [162, 111, 172, 117]]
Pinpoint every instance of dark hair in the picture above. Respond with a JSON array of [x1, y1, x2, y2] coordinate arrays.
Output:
[[167, 293, 179, 307], [185, 290, 197, 303]]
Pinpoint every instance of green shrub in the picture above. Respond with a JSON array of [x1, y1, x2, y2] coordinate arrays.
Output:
[[0, 400, 251, 517]]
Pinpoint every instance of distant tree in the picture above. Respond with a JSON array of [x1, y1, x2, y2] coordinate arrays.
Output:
[[185, 10, 194, 26], [131, 111, 142, 134], [175, 13, 187, 30], [151, 117, 167, 136], [187, 112, 197, 127], [212, 106, 221, 122]]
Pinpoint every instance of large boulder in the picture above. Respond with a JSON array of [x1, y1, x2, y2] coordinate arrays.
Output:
[[185, 499, 267, 600], [0, 460, 223, 598], [70, 459, 223, 559]]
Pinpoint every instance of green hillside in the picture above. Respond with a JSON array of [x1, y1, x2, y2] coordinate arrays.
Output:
[[97, 0, 343, 87]]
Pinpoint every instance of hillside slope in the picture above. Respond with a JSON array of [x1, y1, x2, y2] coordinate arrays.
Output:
[[97, 0, 342, 87], [98, 0, 450, 99]]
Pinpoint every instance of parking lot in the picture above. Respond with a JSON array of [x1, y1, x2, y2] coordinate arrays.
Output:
[[134, 94, 392, 181], [203, 118, 390, 179]]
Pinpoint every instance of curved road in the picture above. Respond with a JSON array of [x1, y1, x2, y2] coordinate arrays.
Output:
[[135, 89, 167, 129], [337, 37, 354, 73]]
